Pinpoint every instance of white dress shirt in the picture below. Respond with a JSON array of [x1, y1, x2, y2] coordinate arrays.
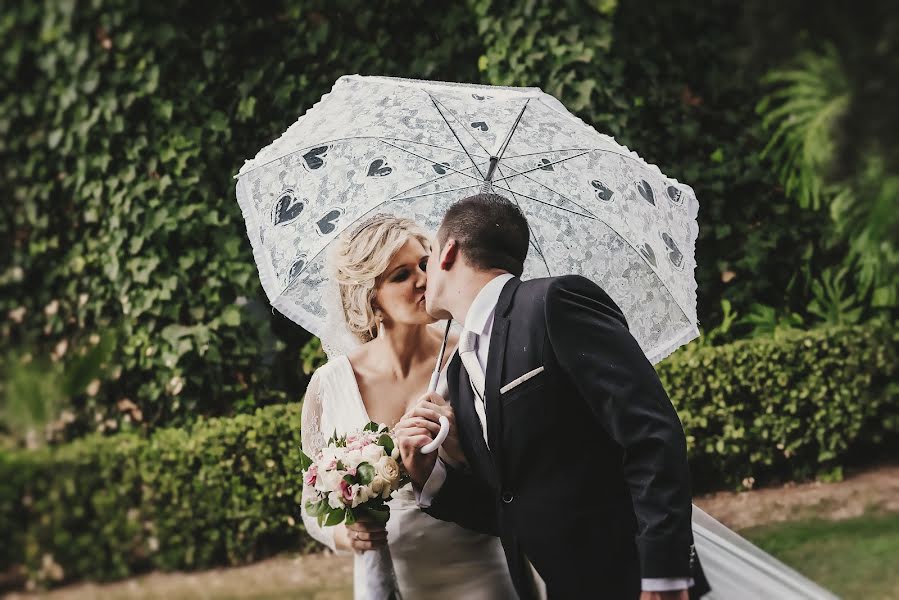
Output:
[[417, 273, 691, 593]]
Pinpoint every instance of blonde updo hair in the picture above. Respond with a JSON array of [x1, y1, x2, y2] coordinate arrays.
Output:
[[331, 214, 432, 343]]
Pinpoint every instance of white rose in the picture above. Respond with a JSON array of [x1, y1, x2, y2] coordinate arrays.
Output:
[[320, 446, 339, 465], [370, 475, 386, 496], [361, 443, 384, 464], [327, 491, 344, 509], [376, 456, 401, 485], [390, 447, 400, 460], [317, 469, 342, 493], [343, 449, 363, 470], [352, 484, 372, 508]]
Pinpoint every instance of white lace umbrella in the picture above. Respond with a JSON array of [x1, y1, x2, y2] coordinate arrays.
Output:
[[235, 74, 700, 367]]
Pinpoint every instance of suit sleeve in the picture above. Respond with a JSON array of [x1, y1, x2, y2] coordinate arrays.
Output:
[[545, 275, 695, 578], [422, 462, 500, 536]]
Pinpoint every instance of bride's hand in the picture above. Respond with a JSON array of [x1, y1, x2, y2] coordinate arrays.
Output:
[[340, 518, 388, 553]]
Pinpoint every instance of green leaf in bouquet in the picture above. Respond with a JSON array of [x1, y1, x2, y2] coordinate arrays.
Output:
[[345, 508, 357, 526], [363, 421, 379, 432], [361, 505, 391, 524], [336, 460, 346, 471], [377, 433, 395, 455], [328, 429, 346, 447], [299, 448, 314, 471], [356, 462, 375, 485], [324, 508, 346, 527], [306, 499, 328, 517]]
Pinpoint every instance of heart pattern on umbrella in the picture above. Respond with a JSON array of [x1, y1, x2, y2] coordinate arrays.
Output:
[[432, 162, 451, 175], [638, 242, 657, 267], [661, 232, 684, 269], [272, 189, 305, 225], [470, 121, 489, 132], [302, 146, 329, 170], [367, 158, 393, 177], [316, 209, 343, 235], [538, 158, 554, 171], [591, 180, 614, 202], [288, 256, 307, 282], [637, 180, 655, 206], [666, 185, 683, 205]]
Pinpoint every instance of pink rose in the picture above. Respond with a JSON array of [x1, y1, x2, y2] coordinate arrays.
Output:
[[339, 479, 355, 502], [304, 464, 318, 486]]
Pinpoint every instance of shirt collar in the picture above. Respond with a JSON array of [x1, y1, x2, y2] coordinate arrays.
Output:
[[463, 273, 515, 337]]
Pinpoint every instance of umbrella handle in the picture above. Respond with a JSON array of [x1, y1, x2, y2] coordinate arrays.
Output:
[[421, 416, 450, 454], [420, 322, 453, 455]]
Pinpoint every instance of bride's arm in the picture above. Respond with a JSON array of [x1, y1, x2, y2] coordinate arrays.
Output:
[[300, 370, 352, 553]]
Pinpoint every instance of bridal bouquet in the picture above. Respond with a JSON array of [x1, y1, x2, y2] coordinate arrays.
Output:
[[301, 422, 408, 599]]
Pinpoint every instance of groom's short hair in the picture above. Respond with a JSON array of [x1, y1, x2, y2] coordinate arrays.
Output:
[[438, 193, 529, 276]]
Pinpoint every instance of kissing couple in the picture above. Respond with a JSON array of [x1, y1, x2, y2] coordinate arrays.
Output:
[[301, 192, 715, 599]]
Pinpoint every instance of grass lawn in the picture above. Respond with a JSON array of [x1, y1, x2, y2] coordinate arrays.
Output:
[[742, 512, 899, 600]]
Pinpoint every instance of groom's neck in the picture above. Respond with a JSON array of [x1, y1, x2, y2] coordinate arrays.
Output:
[[450, 268, 509, 327]]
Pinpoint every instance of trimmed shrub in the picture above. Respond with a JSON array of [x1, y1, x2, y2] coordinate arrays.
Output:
[[0, 403, 307, 586], [659, 323, 899, 490], [1, 323, 896, 586]]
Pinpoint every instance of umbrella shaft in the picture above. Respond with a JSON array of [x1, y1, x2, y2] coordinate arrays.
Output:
[[482, 156, 499, 193]]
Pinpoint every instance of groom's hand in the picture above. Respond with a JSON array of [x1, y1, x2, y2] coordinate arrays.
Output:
[[395, 392, 445, 488], [640, 591, 689, 600]]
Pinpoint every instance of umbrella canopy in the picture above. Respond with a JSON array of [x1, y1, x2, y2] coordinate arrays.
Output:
[[235, 75, 699, 363]]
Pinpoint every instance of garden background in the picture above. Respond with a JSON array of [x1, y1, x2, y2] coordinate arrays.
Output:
[[1, 0, 897, 597]]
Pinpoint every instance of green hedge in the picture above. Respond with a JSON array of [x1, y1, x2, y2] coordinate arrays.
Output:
[[0, 404, 307, 587], [3, 0, 836, 436], [2, 323, 896, 587], [659, 323, 899, 490], [1, 0, 483, 433]]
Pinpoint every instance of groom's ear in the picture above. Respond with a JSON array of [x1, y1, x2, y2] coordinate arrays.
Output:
[[439, 239, 459, 271]]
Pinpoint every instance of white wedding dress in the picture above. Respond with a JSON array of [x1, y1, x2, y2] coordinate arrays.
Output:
[[301, 355, 517, 600]]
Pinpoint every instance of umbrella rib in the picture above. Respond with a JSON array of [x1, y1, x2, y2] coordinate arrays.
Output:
[[498, 164, 599, 219], [390, 183, 484, 201], [500, 147, 591, 159], [428, 93, 494, 157], [494, 182, 693, 330], [492, 180, 597, 221], [379, 137, 489, 158], [494, 99, 530, 160], [385, 163, 486, 201], [380, 140, 486, 185], [492, 150, 591, 184], [496, 165, 552, 276], [427, 94, 486, 179], [234, 136, 489, 180]]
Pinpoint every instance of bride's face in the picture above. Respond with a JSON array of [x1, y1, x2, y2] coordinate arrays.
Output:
[[373, 238, 435, 328]]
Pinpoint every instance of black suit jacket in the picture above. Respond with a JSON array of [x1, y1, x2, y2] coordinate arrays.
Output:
[[425, 275, 710, 599]]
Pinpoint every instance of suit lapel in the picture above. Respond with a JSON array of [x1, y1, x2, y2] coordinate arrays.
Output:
[[484, 316, 508, 460], [447, 353, 496, 486], [484, 277, 521, 477]]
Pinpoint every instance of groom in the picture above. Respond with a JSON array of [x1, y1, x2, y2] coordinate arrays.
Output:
[[397, 194, 710, 599]]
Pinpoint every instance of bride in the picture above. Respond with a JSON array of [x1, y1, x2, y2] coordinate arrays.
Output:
[[300, 215, 517, 599]]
